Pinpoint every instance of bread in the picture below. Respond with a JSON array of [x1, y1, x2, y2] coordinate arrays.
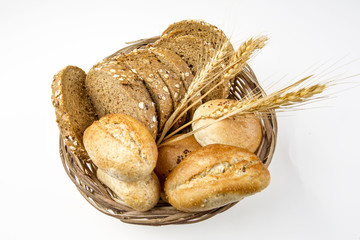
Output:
[[149, 46, 202, 119], [120, 50, 173, 133], [51, 65, 97, 160], [97, 169, 160, 212], [85, 58, 158, 139], [161, 20, 235, 100], [155, 134, 201, 184], [164, 144, 270, 212], [149, 46, 193, 90], [162, 19, 232, 51], [83, 114, 158, 182], [151, 33, 212, 77], [192, 99, 263, 153]]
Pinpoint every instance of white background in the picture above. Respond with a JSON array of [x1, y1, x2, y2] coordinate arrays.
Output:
[[1, 0, 359, 239]]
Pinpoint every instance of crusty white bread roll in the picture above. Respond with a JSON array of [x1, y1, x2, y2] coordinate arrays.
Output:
[[155, 134, 201, 184], [164, 144, 270, 212], [83, 114, 158, 182], [192, 99, 263, 153], [97, 169, 160, 212]]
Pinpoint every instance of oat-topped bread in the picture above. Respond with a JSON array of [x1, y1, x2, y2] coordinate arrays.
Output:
[[51, 66, 97, 160], [119, 50, 173, 134], [85, 58, 158, 139]]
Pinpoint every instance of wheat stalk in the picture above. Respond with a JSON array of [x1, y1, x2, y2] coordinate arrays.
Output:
[[157, 36, 269, 145], [158, 75, 328, 148]]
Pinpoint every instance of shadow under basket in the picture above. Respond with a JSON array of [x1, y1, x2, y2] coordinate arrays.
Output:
[[59, 38, 278, 226]]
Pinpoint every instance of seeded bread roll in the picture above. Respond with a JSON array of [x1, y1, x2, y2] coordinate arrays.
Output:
[[51, 66, 97, 161], [164, 144, 270, 212], [155, 134, 201, 185], [192, 99, 263, 153], [97, 169, 160, 212], [83, 114, 158, 182], [121, 50, 173, 134], [85, 58, 158, 139]]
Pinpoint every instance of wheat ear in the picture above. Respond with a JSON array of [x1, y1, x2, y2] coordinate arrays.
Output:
[[157, 36, 269, 145], [159, 75, 327, 147]]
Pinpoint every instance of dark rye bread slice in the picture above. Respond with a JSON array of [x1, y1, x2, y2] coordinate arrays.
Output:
[[51, 66, 97, 161], [85, 59, 158, 139], [120, 50, 173, 134]]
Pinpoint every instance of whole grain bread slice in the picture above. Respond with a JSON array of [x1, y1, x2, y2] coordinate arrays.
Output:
[[85, 59, 158, 139], [161, 20, 236, 100], [149, 47, 202, 120], [120, 50, 173, 134], [51, 66, 97, 160], [150, 34, 231, 102]]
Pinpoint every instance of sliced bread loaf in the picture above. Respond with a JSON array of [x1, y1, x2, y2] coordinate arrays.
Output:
[[51, 66, 97, 160], [161, 20, 235, 100], [85, 59, 158, 139], [120, 50, 173, 134]]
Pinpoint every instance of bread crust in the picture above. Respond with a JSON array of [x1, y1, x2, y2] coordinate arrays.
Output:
[[51, 65, 97, 161], [83, 114, 158, 182], [97, 169, 160, 212], [164, 144, 270, 212], [192, 99, 263, 152]]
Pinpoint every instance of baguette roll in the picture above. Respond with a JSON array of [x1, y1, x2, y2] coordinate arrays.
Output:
[[164, 144, 270, 212]]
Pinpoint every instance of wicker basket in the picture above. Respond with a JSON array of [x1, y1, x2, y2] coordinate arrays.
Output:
[[59, 37, 278, 226]]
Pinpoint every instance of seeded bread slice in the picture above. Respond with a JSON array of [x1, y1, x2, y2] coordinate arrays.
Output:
[[161, 20, 235, 100], [149, 46, 193, 90], [85, 59, 158, 139], [120, 50, 173, 134], [51, 66, 97, 160], [149, 47, 202, 118], [162, 19, 233, 53], [150, 34, 231, 102]]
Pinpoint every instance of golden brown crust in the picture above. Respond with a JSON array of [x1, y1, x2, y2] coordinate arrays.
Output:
[[51, 65, 97, 161], [83, 114, 158, 182], [192, 99, 263, 153], [164, 144, 270, 212], [155, 134, 201, 185], [97, 169, 160, 212]]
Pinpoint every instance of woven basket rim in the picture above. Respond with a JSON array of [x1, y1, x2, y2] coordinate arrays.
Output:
[[58, 37, 278, 226]]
